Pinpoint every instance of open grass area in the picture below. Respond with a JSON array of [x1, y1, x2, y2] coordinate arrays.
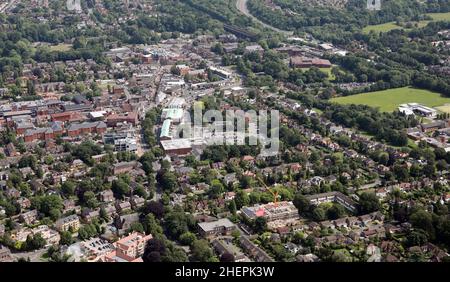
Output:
[[362, 12, 450, 33], [49, 43, 72, 51], [300, 67, 335, 80], [435, 104, 450, 114], [428, 12, 450, 21], [362, 22, 402, 33], [330, 87, 450, 112]]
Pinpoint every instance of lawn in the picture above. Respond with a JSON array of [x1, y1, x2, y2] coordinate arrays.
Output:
[[49, 43, 72, 51], [435, 104, 450, 114], [362, 12, 450, 33], [300, 67, 335, 80], [330, 87, 450, 112], [428, 12, 450, 21], [362, 22, 402, 33]]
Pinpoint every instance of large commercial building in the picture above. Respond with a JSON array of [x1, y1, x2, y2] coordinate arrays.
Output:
[[160, 138, 192, 156], [104, 132, 137, 152], [161, 108, 184, 124], [67, 121, 107, 137], [398, 103, 437, 118], [290, 57, 332, 68]]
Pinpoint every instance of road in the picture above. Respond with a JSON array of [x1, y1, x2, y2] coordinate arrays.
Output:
[[235, 0, 293, 36]]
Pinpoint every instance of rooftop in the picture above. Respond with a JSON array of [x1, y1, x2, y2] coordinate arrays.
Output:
[[198, 218, 235, 232]]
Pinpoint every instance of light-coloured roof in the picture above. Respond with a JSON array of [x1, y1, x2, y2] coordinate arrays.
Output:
[[160, 138, 192, 150], [198, 218, 235, 232], [160, 119, 172, 138], [162, 108, 184, 120]]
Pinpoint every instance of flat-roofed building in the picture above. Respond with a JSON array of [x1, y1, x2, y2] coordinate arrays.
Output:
[[198, 218, 236, 238], [160, 119, 172, 140], [290, 57, 332, 68], [306, 191, 357, 212], [208, 66, 232, 79], [160, 138, 192, 156], [399, 103, 437, 118], [106, 112, 138, 127], [241, 201, 299, 222], [81, 237, 115, 262], [161, 108, 184, 124]]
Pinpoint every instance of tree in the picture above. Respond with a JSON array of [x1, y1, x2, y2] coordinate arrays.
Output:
[[253, 217, 267, 233], [228, 200, 237, 215], [179, 232, 196, 246], [142, 214, 163, 235], [406, 229, 428, 247], [32, 195, 63, 217], [234, 190, 250, 209], [143, 238, 166, 262], [312, 206, 326, 221], [293, 193, 310, 216], [111, 179, 130, 199], [129, 222, 145, 233], [99, 207, 110, 222], [164, 211, 196, 240], [145, 201, 165, 218], [358, 192, 380, 215], [83, 191, 98, 209], [25, 234, 46, 251], [393, 165, 409, 182], [330, 250, 352, 262], [61, 181, 76, 196], [60, 231, 74, 246], [143, 251, 162, 262], [157, 170, 177, 191], [327, 204, 345, 220], [209, 179, 224, 198], [191, 239, 215, 262], [409, 210, 435, 240]]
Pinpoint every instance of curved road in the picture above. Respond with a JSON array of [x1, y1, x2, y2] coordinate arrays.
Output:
[[236, 0, 293, 36]]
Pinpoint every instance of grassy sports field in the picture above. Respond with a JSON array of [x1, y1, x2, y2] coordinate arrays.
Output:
[[330, 87, 450, 112], [362, 12, 450, 33]]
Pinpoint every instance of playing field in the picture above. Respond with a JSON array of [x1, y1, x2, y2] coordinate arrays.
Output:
[[330, 87, 450, 112], [362, 22, 401, 33], [362, 12, 450, 33], [428, 12, 450, 21], [435, 104, 450, 114]]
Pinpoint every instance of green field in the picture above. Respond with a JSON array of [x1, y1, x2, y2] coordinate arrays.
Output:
[[435, 104, 450, 114], [362, 12, 450, 33], [330, 87, 450, 112], [428, 12, 450, 21], [49, 43, 72, 51], [300, 67, 335, 80], [362, 22, 402, 33]]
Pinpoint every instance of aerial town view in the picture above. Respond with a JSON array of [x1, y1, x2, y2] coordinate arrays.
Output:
[[0, 0, 450, 271]]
